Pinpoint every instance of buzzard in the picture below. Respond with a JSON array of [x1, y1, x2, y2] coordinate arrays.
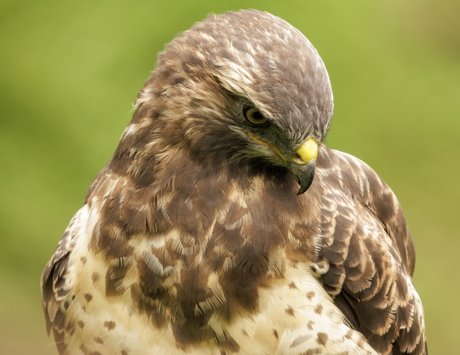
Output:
[[41, 9, 427, 355]]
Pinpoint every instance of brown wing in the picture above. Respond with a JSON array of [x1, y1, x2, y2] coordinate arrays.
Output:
[[315, 145, 427, 355], [41, 206, 87, 355]]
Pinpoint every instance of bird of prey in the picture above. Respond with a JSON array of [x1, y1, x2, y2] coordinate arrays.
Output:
[[41, 9, 427, 355]]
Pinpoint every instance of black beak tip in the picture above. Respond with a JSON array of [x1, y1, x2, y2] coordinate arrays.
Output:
[[296, 178, 313, 195], [296, 187, 306, 196], [289, 160, 316, 196]]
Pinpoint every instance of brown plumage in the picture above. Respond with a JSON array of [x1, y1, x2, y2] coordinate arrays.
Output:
[[42, 9, 427, 355]]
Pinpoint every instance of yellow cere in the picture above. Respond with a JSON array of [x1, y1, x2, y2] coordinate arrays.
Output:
[[295, 138, 318, 164]]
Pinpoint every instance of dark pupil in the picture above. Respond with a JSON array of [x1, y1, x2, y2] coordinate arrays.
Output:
[[252, 111, 264, 120]]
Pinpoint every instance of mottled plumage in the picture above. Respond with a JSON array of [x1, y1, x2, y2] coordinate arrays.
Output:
[[42, 9, 427, 355]]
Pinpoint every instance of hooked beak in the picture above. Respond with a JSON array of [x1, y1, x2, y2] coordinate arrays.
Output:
[[288, 138, 318, 195], [247, 132, 318, 195]]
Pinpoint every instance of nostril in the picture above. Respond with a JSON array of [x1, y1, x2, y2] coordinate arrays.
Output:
[[291, 154, 307, 165]]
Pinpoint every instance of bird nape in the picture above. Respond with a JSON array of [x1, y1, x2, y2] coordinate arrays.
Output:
[[41, 9, 427, 355]]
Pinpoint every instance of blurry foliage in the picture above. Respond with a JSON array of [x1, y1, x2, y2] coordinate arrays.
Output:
[[0, 0, 458, 354]]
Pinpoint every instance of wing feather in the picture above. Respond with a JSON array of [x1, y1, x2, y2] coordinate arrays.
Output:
[[315, 145, 427, 355], [41, 206, 88, 354]]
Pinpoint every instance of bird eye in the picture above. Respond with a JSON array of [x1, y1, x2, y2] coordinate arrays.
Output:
[[244, 107, 268, 125]]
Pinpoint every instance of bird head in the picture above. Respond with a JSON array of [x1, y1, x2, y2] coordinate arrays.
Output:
[[116, 10, 334, 195]]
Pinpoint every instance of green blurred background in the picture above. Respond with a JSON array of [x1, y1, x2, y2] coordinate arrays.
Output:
[[1, 0, 459, 353]]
